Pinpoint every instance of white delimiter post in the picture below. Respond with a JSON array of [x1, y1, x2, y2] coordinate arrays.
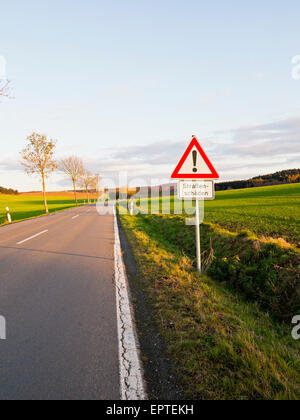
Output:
[[130, 202, 134, 216], [6, 207, 12, 224], [195, 199, 201, 273]]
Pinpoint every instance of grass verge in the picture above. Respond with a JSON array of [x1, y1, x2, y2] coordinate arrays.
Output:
[[119, 212, 300, 400], [138, 215, 300, 322]]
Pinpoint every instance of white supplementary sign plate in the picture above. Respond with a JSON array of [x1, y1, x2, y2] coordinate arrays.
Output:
[[179, 180, 215, 200]]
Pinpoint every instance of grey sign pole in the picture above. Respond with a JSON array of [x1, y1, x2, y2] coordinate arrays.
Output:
[[195, 199, 201, 273]]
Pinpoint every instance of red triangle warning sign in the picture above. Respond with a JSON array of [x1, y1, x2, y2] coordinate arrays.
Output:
[[171, 137, 219, 179]]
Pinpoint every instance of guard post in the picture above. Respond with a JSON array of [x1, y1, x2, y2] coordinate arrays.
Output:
[[6, 207, 12, 224]]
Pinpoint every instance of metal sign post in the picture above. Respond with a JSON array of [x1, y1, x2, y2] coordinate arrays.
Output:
[[171, 136, 220, 275], [195, 199, 201, 273]]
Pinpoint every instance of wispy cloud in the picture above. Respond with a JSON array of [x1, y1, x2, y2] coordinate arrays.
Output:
[[1, 116, 299, 189], [0, 157, 21, 172], [110, 140, 190, 165], [254, 72, 265, 79], [199, 94, 215, 105], [95, 115, 300, 183], [213, 116, 300, 157]]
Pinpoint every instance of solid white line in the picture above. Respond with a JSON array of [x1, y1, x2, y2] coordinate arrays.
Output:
[[72, 215, 79, 220], [16, 230, 48, 245], [113, 206, 146, 400]]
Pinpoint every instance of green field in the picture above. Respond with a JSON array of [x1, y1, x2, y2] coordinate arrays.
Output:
[[0, 194, 89, 225], [204, 184, 300, 247], [121, 183, 300, 247]]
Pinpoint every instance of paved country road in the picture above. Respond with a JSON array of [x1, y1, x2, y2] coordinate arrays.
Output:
[[0, 205, 129, 400]]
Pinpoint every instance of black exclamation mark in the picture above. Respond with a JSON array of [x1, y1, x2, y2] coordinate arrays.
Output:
[[193, 151, 198, 173]]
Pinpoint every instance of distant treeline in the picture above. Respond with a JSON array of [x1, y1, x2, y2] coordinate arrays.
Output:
[[216, 169, 300, 191], [0, 186, 19, 195], [108, 188, 140, 200]]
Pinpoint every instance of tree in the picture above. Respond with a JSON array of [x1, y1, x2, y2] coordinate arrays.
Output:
[[21, 133, 58, 214], [60, 156, 84, 206], [79, 170, 98, 204]]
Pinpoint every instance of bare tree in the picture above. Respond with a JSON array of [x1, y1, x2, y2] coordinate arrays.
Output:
[[79, 170, 98, 204], [60, 156, 84, 206], [21, 133, 58, 214]]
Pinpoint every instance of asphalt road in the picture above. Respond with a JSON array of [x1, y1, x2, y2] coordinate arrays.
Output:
[[0, 205, 120, 400]]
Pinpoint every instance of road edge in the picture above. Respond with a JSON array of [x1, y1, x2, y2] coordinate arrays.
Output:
[[113, 206, 147, 400], [117, 213, 185, 400]]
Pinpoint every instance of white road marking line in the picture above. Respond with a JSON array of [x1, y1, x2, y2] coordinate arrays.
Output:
[[113, 206, 146, 400], [72, 215, 79, 220], [16, 230, 48, 245]]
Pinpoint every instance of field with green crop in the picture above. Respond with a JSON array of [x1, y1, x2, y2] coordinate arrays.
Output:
[[121, 183, 300, 247], [0, 194, 89, 225], [205, 183, 300, 247]]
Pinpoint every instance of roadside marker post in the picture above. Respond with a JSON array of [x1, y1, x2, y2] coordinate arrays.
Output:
[[129, 202, 134, 216], [171, 136, 219, 273], [6, 207, 12, 224]]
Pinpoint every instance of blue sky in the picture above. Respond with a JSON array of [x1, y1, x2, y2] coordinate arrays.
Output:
[[0, 0, 299, 190]]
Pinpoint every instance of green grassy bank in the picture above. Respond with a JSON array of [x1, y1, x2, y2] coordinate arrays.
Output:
[[119, 212, 300, 400]]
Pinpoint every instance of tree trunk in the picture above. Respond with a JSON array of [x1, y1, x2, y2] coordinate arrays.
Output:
[[73, 180, 78, 206], [42, 173, 49, 214], [86, 187, 90, 204]]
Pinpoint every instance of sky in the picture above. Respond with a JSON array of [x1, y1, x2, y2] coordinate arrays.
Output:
[[0, 0, 299, 191]]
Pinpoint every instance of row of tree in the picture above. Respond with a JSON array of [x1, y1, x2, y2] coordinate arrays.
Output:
[[0, 186, 19, 195], [20, 133, 100, 214], [216, 169, 300, 191]]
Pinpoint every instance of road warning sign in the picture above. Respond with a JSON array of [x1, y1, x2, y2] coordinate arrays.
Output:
[[171, 137, 219, 180], [171, 136, 220, 274]]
